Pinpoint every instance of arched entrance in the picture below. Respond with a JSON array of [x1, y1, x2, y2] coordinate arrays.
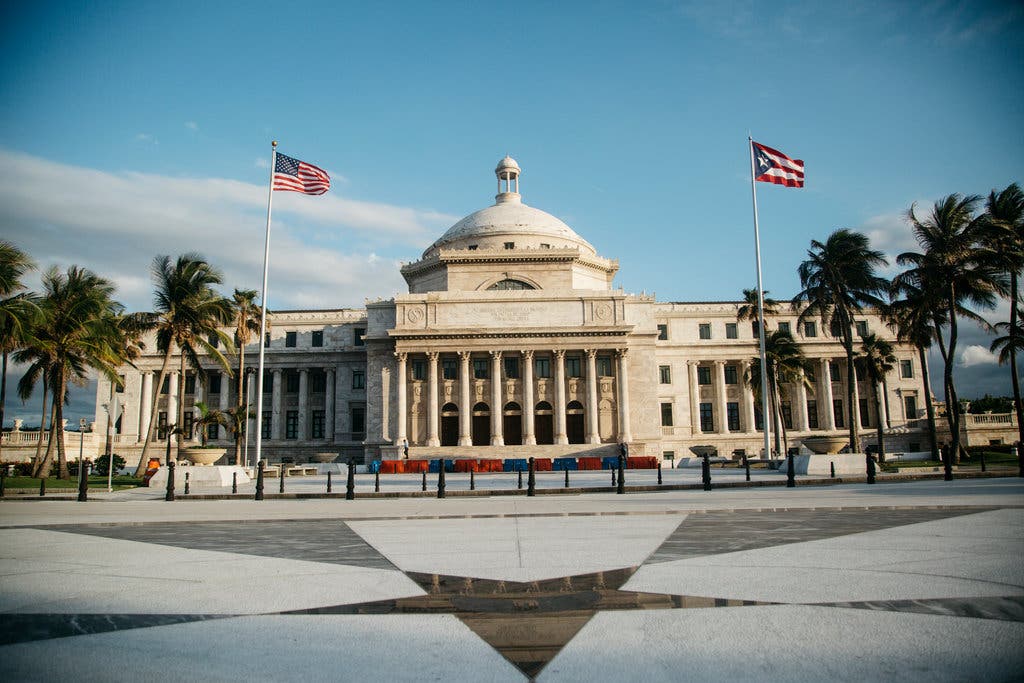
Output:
[[535, 401, 554, 445], [567, 400, 585, 444], [440, 403, 459, 447], [472, 402, 490, 446], [503, 402, 522, 446]]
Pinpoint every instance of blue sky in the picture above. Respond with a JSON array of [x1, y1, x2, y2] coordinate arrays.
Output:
[[1, 1, 1022, 426]]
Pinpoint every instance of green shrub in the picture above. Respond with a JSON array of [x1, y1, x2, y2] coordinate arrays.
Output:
[[93, 453, 127, 476]]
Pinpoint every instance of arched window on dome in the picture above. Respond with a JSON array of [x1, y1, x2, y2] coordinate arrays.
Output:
[[487, 279, 535, 291]]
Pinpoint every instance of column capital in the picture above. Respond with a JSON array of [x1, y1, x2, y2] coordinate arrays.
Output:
[[458, 350, 472, 361], [713, 359, 725, 367], [426, 351, 439, 361], [521, 349, 534, 360], [299, 367, 309, 375], [553, 349, 566, 360], [584, 348, 597, 359], [394, 351, 407, 362], [489, 350, 503, 360], [616, 347, 629, 358]]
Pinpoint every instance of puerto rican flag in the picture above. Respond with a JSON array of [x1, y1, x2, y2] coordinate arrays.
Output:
[[752, 141, 804, 188]]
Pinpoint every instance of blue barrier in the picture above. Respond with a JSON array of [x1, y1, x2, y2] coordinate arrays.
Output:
[[602, 456, 619, 470], [553, 457, 578, 471], [504, 458, 528, 472], [368, 460, 381, 474], [428, 459, 455, 473]]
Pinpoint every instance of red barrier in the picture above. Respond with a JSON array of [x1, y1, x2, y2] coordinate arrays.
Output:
[[380, 460, 402, 474], [454, 459, 477, 473], [405, 459, 429, 473], [577, 457, 602, 470], [534, 458, 552, 471], [626, 456, 658, 469], [479, 459, 502, 473]]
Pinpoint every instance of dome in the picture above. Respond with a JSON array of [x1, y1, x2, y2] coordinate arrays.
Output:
[[421, 158, 596, 259]]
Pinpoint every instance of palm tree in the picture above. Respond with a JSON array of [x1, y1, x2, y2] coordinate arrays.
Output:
[[101, 314, 147, 462], [885, 280, 942, 461], [859, 333, 896, 462], [736, 288, 780, 334], [0, 241, 38, 463], [743, 330, 811, 456], [793, 229, 889, 453], [230, 288, 264, 466], [133, 254, 234, 476], [897, 195, 1006, 459], [982, 184, 1024, 444], [15, 266, 124, 479], [192, 401, 231, 447]]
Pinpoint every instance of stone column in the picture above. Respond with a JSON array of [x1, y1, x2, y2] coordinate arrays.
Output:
[[819, 359, 835, 431], [139, 371, 153, 443], [426, 352, 440, 447], [617, 349, 632, 443], [553, 350, 568, 445], [192, 374, 203, 441], [380, 366, 390, 443], [795, 370, 809, 432], [167, 372, 179, 445], [271, 369, 283, 440], [714, 360, 729, 434], [688, 362, 701, 433], [458, 351, 472, 446], [490, 350, 504, 446], [297, 368, 309, 441], [522, 350, 536, 445], [395, 353, 407, 446], [585, 349, 600, 444], [324, 368, 335, 442], [851, 366, 862, 429], [218, 371, 230, 412], [742, 361, 756, 433]]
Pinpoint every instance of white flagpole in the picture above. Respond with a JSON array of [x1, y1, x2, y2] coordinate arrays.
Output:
[[254, 141, 277, 470], [749, 136, 773, 460]]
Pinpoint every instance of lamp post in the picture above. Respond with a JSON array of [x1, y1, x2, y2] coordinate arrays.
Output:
[[244, 368, 254, 469], [77, 418, 88, 502]]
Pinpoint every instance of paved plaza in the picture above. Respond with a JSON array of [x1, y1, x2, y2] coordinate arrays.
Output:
[[0, 478, 1022, 682]]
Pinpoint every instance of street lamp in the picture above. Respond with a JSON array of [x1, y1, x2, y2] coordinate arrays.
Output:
[[77, 418, 89, 502]]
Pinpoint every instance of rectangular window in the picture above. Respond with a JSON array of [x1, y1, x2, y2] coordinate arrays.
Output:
[[663, 451, 675, 461], [657, 324, 668, 340], [161, 376, 170, 394], [286, 371, 299, 393], [412, 359, 426, 381], [904, 395, 918, 419], [184, 374, 196, 394], [659, 365, 671, 384], [261, 411, 271, 439], [727, 402, 740, 431], [725, 322, 737, 339], [352, 371, 365, 390], [698, 323, 712, 340], [782, 401, 793, 430], [115, 374, 126, 393], [504, 241, 515, 249], [311, 410, 325, 439], [208, 333, 219, 349], [597, 355, 613, 376], [806, 365, 816, 383], [442, 358, 457, 380], [697, 366, 711, 385], [535, 357, 551, 378], [311, 330, 323, 347], [473, 359, 489, 379], [833, 399, 845, 428], [699, 403, 714, 432], [208, 371, 222, 394], [754, 405, 764, 431], [311, 371, 326, 393], [807, 400, 819, 429], [660, 402, 673, 427], [900, 359, 913, 378], [285, 410, 298, 439], [504, 357, 519, 379], [829, 361, 841, 382], [263, 370, 273, 393], [778, 321, 791, 335], [264, 332, 271, 348], [859, 398, 871, 427], [207, 423, 218, 441], [856, 321, 868, 337], [565, 356, 581, 377], [724, 365, 738, 385], [158, 412, 168, 440], [182, 413, 194, 439], [354, 328, 365, 346], [286, 331, 297, 348], [804, 321, 817, 338], [751, 321, 760, 337], [350, 405, 366, 438]]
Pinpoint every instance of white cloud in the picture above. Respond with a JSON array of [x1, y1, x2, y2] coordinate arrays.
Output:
[[185, 121, 198, 131], [959, 344, 998, 368]]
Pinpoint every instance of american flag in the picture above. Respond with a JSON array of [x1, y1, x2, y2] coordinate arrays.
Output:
[[273, 153, 331, 195], [752, 141, 804, 188]]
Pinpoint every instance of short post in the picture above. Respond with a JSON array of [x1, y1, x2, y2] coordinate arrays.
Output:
[[518, 468, 523, 490], [232, 471, 238, 494], [421, 470, 427, 492], [786, 453, 795, 488], [279, 464, 285, 493], [39, 477, 45, 497], [617, 454, 625, 495], [611, 468, 616, 486], [979, 450, 986, 472], [1017, 441, 1024, 478], [327, 471, 333, 493], [255, 460, 264, 500], [866, 453, 876, 484], [527, 457, 536, 497], [702, 453, 712, 491], [184, 471, 190, 495], [346, 459, 355, 500], [0, 465, 6, 498], [77, 460, 89, 503], [564, 469, 570, 488], [744, 456, 751, 482], [942, 443, 953, 482], [657, 461, 663, 485], [470, 469, 475, 491], [830, 461, 835, 478], [165, 460, 176, 502], [437, 458, 446, 499], [374, 470, 380, 493]]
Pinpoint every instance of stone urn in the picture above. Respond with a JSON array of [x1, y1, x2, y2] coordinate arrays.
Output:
[[689, 445, 718, 458], [801, 436, 848, 455], [180, 447, 227, 466], [311, 452, 339, 463]]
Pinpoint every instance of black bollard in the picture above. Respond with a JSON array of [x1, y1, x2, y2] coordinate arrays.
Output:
[[184, 471, 190, 495], [77, 461, 89, 503], [786, 453, 795, 488], [1017, 442, 1024, 479], [658, 462, 663, 485], [279, 464, 285, 493], [702, 453, 712, 491], [374, 470, 380, 493], [39, 477, 45, 497], [611, 468, 616, 486], [942, 443, 953, 482], [437, 458, 446, 499], [617, 454, 625, 495], [232, 471, 238, 494], [866, 453, 876, 484], [518, 468, 523, 489], [255, 460, 265, 501], [0, 465, 6, 498], [421, 470, 427, 492], [165, 461, 176, 502], [830, 461, 835, 479], [980, 450, 986, 472], [346, 459, 355, 500], [327, 470, 333, 493], [564, 468, 570, 488], [744, 456, 751, 482], [527, 457, 536, 497], [470, 469, 475, 491]]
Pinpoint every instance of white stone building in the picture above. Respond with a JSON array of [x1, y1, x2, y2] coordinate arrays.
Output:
[[95, 157, 932, 465]]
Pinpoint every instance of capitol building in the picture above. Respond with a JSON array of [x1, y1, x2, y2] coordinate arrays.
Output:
[[96, 157, 931, 465]]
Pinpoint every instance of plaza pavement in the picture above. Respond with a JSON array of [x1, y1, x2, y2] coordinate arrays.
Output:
[[0, 477, 1022, 682]]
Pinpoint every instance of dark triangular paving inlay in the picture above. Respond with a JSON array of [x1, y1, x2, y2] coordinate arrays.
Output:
[[43, 520, 395, 570], [0, 613, 234, 645], [815, 595, 1024, 622], [646, 508, 992, 564]]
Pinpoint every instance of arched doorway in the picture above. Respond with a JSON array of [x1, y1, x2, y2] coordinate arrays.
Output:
[[503, 402, 522, 446], [535, 401, 554, 445], [440, 403, 459, 447], [567, 400, 585, 444], [472, 402, 490, 446]]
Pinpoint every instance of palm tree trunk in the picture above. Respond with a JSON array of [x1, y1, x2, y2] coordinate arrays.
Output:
[[945, 288, 962, 463], [234, 343, 245, 466], [0, 351, 7, 463], [881, 376, 891, 428], [33, 377, 49, 467], [34, 407, 57, 478], [844, 328, 859, 452], [918, 345, 940, 462], [54, 375, 68, 479], [104, 381, 115, 460], [1010, 272, 1024, 445], [178, 354, 187, 447], [134, 348, 174, 476], [874, 381, 886, 463]]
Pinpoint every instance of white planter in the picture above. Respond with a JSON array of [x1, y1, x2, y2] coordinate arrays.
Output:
[[180, 447, 227, 466]]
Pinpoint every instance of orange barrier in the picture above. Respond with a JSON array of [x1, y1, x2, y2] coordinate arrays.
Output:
[[577, 457, 602, 470], [627, 456, 659, 469], [405, 459, 429, 473], [453, 459, 477, 473], [478, 459, 503, 473], [380, 460, 402, 474]]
